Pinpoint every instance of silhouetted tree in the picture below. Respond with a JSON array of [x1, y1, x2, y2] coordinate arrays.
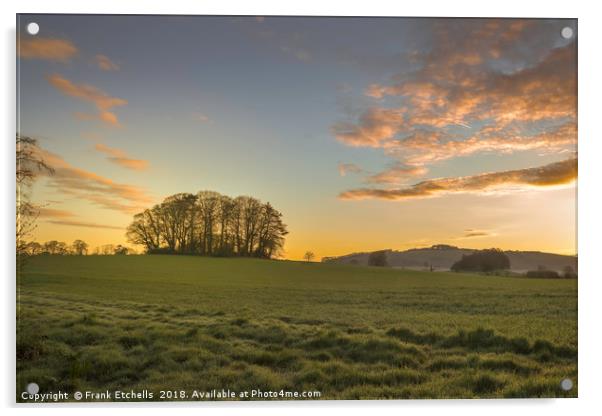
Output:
[[368, 250, 389, 267], [126, 191, 288, 259], [114, 245, 129, 255], [451, 249, 510, 272], [16, 134, 54, 264], [526, 269, 560, 278], [304, 251, 315, 262], [72, 239, 89, 255], [43, 240, 68, 255], [24, 241, 43, 256], [100, 244, 115, 255]]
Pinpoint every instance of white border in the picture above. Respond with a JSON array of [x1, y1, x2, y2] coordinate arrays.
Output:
[[3, 1, 601, 415]]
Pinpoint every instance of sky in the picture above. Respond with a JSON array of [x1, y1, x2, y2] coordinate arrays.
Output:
[[17, 15, 577, 259]]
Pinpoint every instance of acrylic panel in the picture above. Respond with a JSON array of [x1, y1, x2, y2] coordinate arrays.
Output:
[[16, 14, 577, 402]]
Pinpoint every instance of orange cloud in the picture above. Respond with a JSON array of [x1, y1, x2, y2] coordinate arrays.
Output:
[[361, 43, 575, 135], [46, 220, 123, 230], [95, 54, 120, 71], [34, 147, 153, 215], [46, 74, 127, 127], [38, 207, 75, 218], [386, 122, 577, 166], [37, 205, 124, 230], [338, 163, 363, 176], [339, 157, 577, 201], [332, 108, 404, 147], [18, 37, 78, 62], [95, 143, 149, 171], [365, 164, 428, 184], [335, 20, 577, 182]]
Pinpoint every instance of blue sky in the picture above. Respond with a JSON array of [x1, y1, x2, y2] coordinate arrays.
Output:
[[17, 15, 577, 258]]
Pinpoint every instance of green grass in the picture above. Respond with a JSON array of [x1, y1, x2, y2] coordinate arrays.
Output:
[[17, 255, 577, 400]]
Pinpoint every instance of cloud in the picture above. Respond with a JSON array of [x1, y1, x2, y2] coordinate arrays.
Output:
[[349, 43, 576, 148], [339, 157, 577, 201], [18, 37, 78, 62], [34, 147, 153, 215], [338, 163, 363, 176], [386, 121, 577, 166], [462, 229, 491, 238], [95, 54, 120, 71], [38, 208, 75, 218], [45, 220, 124, 230], [365, 164, 428, 184], [332, 20, 577, 177], [332, 108, 404, 147], [37, 206, 124, 230], [95, 143, 149, 171], [46, 74, 127, 127]]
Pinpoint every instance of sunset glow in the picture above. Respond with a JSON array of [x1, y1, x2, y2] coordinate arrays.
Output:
[[17, 16, 577, 260]]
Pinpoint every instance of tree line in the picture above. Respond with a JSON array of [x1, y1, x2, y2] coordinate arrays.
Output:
[[22, 240, 133, 256], [126, 191, 288, 258], [451, 249, 510, 272]]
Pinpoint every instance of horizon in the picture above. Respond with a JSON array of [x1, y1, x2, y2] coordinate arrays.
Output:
[[18, 15, 577, 260]]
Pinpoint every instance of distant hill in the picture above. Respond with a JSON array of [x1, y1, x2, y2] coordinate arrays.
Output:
[[322, 244, 577, 273]]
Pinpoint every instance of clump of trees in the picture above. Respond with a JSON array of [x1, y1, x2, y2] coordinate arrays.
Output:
[[91, 244, 132, 255], [430, 244, 458, 250], [368, 250, 389, 267], [562, 265, 578, 279], [451, 249, 510, 272], [525, 269, 560, 279], [126, 191, 288, 259], [525, 265, 577, 279]]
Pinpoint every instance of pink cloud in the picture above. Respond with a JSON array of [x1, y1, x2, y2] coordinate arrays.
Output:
[[47, 74, 127, 127]]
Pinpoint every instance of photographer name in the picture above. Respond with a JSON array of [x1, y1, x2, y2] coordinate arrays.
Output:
[[77, 390, 154, 401]]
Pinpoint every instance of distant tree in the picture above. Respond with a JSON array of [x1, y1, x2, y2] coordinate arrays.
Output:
[[431, 244, 458, 250], [451, 249, 510, 273], [368, 250, 389, 267], [25, 241, 43, 256], [349, 259, 359, 265], [114, 245, 129, 255], [43, 240, 68, 255], [562, 265, 578, 279], [303, 251, 315, 262], [72, 239, 89, 255], [100, 244, 115, 255], [526, 269, 560, 279]]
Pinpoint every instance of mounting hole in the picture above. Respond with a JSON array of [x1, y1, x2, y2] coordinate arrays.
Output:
[[26, 382, 39, 395], [26, 22, 40, 35], [560, 378, 573, 391], [561, 26, 574, 40]]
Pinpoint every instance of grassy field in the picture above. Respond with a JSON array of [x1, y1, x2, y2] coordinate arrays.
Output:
[[17, 255, 577, 400]]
